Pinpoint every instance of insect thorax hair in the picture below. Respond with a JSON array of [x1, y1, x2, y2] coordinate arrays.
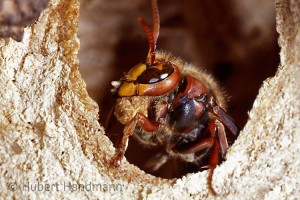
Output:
[[155, 51, 228, 110]]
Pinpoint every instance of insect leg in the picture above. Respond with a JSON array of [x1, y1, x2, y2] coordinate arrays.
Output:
[[173, 138, 214, 154], [207, 138, 219, 196], [215, 119, 229, 157], [207, 119, 227, 195], [136, 113, 160, 132], [111, 116, 137, 167], [144, 153, 170, 172], [111, 113, 160, 167]]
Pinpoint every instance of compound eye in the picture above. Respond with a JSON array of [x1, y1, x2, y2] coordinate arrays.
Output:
[[137, 62, 174, 84]]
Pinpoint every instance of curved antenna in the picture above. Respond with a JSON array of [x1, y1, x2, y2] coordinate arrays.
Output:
[[151, 0, 160, 42], [138, 17, 156, 65], [138, 0, 160, 66]]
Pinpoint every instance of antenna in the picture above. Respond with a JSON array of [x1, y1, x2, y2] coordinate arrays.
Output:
[[152, 0, 160, 43], [138, 0, 160, 66]]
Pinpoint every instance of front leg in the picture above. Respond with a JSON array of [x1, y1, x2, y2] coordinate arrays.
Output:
[[111, 113, 160, 167]]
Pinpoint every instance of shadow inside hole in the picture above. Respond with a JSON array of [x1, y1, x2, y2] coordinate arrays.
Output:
[[214, 61, 235, 82], [126, 138, 202, 179]]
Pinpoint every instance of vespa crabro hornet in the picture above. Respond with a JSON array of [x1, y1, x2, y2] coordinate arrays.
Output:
[[107, 0, 239, 195]]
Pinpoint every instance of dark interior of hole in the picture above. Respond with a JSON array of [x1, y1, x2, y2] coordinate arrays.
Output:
[[79, 0, 280, 179]]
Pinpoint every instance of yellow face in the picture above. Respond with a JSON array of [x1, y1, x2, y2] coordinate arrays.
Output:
[[117, 63, 147, 96], [117, 61, 180, 97]]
